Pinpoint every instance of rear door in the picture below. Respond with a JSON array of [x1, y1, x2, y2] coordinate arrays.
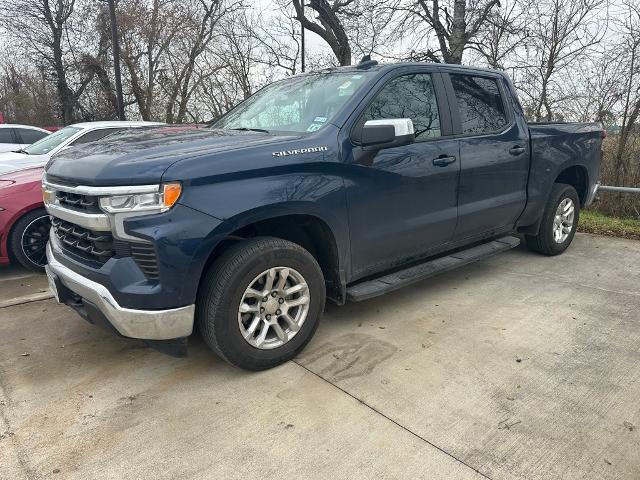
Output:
[[344, 69, 460, 279], [444, 72, 529, 240]]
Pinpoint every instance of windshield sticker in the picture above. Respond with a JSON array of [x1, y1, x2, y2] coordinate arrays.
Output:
[[338, 80, 352, 90], [307, 123, 323, 132], [351, 75, 363, 79], [314, 116, 328, 123]]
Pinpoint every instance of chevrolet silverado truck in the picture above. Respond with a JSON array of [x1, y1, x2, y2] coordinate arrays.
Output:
[[42, 59, 602, 370]]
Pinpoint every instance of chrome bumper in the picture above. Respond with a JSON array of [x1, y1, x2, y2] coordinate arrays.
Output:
[[45, 243, 194, 340], [586, 181, 600, 206]]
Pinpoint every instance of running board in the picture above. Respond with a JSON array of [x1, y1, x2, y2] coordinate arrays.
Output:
[[346, 236, 520, 302]]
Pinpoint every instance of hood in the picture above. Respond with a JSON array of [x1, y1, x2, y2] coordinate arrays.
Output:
[[0, 152, 48, 176], [45, 128, 298, 186]]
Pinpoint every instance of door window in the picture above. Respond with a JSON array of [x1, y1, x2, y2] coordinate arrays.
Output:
[[450, 75, 508, 134], [70, 128, 123, 146], [362, 73, 441, 140], [16, 128, 48, 144], [0, 128, 15, 144]]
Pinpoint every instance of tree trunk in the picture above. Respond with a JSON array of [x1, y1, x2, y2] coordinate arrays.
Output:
[[52, 34, 74, 124]]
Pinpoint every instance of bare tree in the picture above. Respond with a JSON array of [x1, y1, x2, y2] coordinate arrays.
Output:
[[468, 0, 529, 69], [162, 0, 243, 123], [250, 6, 301, 76], [0, 61, 59, 126], [611, 1, 640, 189], [520, 0, 605, 121], [291, 0, 353, 66], [117, 0, 186, 120], [556, 48, 625, 126], [1, 0, 94, 123], [390, 0, 501, 64]]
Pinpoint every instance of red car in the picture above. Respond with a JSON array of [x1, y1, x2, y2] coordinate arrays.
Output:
[[0, 124, 202, 271], [0, 166, 49, 270]]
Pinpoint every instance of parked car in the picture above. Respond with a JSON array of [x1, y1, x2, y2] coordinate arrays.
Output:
[[0, 121, 164, 175], [0, 124, 50, 153], [0, 121, 164, 271], [43, 60, 602, 369]]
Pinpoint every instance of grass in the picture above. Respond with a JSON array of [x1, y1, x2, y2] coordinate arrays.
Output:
[[578, 209, 640, 240]]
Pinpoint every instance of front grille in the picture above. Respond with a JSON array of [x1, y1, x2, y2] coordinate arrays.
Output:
[[55, 191, 101, 213], [51, 217, 114, 264], [51, 214, 159, 279]]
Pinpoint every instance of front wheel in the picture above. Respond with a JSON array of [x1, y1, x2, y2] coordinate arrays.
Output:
[[9, 208, 51, 271], [196, 237, 325, 370], [526, 183, 580, 256]]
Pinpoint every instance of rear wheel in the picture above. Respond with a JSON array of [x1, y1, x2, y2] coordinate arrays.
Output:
[[9, 208, 51, 271], [197, 237, 325, 370], [526, 183, 580, 256]]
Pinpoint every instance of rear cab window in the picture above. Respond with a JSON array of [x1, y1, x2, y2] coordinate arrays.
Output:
[[450, 74, 508, 135]]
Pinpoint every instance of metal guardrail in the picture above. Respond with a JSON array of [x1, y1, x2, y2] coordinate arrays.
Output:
[[597, 185, 640, 194]]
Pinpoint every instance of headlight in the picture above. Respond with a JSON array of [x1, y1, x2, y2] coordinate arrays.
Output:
[[99, 182, 182, 213]]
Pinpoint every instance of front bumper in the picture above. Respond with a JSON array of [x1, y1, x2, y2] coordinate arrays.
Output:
[[45, 242, 195, 341]]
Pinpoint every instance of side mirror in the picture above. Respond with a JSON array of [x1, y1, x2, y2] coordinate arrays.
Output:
[[361, 118, 415, 150]]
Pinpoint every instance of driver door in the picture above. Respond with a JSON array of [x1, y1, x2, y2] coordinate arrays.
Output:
[[344, 71, 460, 279]]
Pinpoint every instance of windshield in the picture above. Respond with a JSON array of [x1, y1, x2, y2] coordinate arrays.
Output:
[[214, 72, 372, 133], [24, 126, 82, 155]]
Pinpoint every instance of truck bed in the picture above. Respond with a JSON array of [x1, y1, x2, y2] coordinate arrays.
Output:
[[515, 121, 602, 231]]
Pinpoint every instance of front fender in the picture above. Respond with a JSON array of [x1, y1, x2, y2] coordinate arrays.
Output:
[[178, 169, 350, 278]]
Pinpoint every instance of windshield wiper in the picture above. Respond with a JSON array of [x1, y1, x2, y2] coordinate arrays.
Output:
[[229, 127, 270, 134], [12, 149, 29, 155]]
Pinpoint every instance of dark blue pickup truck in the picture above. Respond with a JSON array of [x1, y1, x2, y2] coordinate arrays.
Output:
[[43, 59, 602, 369]]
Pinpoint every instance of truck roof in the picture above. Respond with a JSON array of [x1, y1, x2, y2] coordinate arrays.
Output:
[[311, 61, 506, 78]]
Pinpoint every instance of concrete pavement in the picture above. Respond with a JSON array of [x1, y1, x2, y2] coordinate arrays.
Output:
[[1, 233, 639, 479]]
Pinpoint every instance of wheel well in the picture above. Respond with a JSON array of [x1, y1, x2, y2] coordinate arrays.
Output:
[[555, 166, 588, 205], [202, 215, 343, 302]]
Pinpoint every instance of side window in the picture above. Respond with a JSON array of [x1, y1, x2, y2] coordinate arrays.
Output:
[[450, 74, 508, 134], [362, 73, 441, 140], [70, 128, 121, 146], [0, 129, 16, 144], [16, 128, 48, 144]]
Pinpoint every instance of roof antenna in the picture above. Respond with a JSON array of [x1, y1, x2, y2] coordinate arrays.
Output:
[[357, 55, 378, 69]]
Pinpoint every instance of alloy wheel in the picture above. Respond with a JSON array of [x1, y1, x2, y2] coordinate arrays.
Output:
[[20, 215, 50, 267], [238, 266, 310, 350], [553, 198, 574, 243]]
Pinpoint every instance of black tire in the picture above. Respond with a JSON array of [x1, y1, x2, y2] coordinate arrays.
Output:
[[9, 208, 51, 272], [196, 237, 325, 371], [526, 183, 580, 256]]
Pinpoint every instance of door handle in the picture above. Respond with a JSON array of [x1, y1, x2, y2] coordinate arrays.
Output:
[[509, 145, 526, 155], [433, 155, 457, 167]]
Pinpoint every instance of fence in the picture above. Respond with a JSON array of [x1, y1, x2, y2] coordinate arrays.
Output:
[[598, 185, 640, 194]]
